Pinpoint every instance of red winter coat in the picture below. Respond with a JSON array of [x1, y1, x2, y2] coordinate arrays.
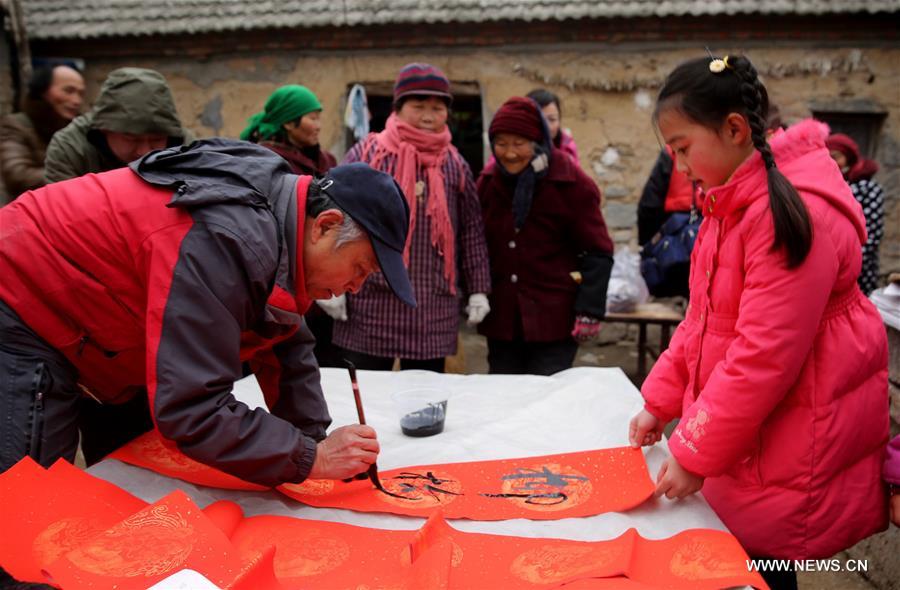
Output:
[[642, 120, 889, 558], [0, 140, 330, 487]]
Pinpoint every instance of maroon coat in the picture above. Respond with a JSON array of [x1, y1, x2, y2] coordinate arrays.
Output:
[[477, 148, 613, 342], [260, 140, 337, 176]]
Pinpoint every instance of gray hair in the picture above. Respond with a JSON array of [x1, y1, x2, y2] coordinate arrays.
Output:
[[305, 182, 367, 250], [334, 214, 364, 249]]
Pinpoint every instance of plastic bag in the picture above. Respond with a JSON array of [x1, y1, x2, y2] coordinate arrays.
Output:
[[606, 247, 650, 313]]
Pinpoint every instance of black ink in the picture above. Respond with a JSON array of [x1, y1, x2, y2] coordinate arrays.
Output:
[[478, 466, 588, 505], [376, 486, 408, 499], [480, 491, 569, 505], [386, 471, 463, 502], [400, 401, 447, 437], [500, 466, 588, 488], [392, 471, 453, 485]]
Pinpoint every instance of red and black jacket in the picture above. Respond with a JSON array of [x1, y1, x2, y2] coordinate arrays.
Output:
[[637, 146, 701, 245], [0, 139, 329, 486]]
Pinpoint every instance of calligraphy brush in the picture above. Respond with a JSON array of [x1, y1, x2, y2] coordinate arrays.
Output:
[[344, 359, 388, 493]]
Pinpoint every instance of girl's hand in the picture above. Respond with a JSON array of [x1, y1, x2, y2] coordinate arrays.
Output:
[[655, 456, 704, 499], [629, 409, 664, 448]]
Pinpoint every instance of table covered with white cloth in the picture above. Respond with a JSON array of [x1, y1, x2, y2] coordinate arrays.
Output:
[[89, 367, 730, 543]]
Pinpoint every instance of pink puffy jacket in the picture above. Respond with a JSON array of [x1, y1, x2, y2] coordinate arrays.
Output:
[[642, 120, 889, 559]]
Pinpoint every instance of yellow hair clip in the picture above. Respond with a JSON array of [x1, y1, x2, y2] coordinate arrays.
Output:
[[709, 56, 730, 73]]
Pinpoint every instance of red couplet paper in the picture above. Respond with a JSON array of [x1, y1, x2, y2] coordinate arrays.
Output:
[[0, 457, 147, 583], [0, 457, 766, 589], [107, 430, 268, 491], [630, 528, 769, 589], [112, 430, 655, 521], [43, 489, 263, 590], [229, 514, 421, 589], [408, 513, 769, 590], [278, 446, 655, 520], [227, 511, 767, 589], [225, 545, 287, 590]]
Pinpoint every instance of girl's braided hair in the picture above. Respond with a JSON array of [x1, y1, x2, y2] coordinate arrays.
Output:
[[654, 55, 812, 267]]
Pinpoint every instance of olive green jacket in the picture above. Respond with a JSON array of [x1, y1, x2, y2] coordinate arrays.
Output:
[[45, 67, 192, 182]]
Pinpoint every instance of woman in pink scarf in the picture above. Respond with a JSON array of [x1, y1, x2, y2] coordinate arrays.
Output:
[[330, 63, 491, 371]]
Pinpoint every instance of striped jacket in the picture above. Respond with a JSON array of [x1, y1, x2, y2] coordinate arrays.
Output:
[[333, 136, 491, 359]]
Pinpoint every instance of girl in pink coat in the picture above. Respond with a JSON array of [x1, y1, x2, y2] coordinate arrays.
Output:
[[629, 55, 889, 589]]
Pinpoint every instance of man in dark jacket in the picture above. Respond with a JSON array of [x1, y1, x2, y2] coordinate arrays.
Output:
[[0, 139, 415, 488], [44, 67, 193, 182]]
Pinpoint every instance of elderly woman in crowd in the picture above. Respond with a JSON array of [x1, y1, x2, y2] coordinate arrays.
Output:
[[331, 63, 491, 372], [0, 61, 84, 202], [240, 84, 337, 176], [826, 132, 885, 294], [241, 84, 342, 366], [477, 96, 613, 375]]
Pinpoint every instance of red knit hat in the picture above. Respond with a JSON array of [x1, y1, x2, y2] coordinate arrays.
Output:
[[489, 97, 543, 142], [825, 132, 880, 181], [825, 133, 860, 168], [393, 63, 452, 104]]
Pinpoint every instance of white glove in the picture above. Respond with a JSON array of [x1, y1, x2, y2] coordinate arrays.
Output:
[[465, 293, 490, 326], [316, 294, 347, 321]]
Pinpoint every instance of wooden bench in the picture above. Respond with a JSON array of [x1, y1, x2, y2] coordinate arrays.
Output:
[[604, 303, 684, 383]]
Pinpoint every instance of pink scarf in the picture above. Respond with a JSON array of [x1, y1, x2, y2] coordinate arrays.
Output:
[[366, 113, 459, 294]]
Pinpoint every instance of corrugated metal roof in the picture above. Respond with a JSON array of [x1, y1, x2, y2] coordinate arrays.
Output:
[[23, 0, 900, 40]]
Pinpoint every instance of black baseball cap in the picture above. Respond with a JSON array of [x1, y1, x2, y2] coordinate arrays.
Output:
[[316, 163, 416, 307]]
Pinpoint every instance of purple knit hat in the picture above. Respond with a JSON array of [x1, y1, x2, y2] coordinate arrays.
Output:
[[393, 63, 452, 105]]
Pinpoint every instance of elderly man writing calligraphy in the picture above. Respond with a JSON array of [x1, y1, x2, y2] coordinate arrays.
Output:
[[0, 139, 415, 488]]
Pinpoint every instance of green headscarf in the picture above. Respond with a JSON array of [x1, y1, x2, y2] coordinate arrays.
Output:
[[240, 85, 323, 141]]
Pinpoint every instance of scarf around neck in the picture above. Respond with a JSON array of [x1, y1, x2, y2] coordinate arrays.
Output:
[[366, 112, 458, 294], [495, 138, 552, 231]]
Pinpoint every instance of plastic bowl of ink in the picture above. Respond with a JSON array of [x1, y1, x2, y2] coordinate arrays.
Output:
[[392, 388, 448, 437]]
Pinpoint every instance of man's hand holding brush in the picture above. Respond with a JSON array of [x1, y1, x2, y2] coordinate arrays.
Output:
[[307, 425, 380, 480]]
